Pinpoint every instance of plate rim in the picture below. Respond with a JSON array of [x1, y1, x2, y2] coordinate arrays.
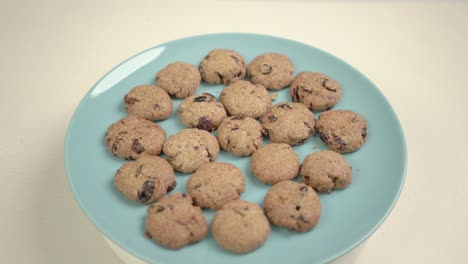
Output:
[[64, 32, 407, 264]]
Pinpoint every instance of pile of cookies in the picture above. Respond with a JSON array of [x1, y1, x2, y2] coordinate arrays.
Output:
[[105, 49, 368, 253]]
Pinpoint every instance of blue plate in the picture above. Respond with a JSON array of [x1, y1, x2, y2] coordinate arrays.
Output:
[[65, 33, 406, 264]]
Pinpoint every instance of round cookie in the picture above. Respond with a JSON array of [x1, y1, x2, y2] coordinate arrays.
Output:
[[260, 102, 315, 145], [114, 156, 176, 204], [247, 53, 294, 90], [217, 116, 263, 157], [290, 72, 342, 111], [211, 200, 270, 253], [177, 93, 227, 132], [105, 116, 166, 160], [124, 84, 173, 121], [301, 150, 352, 193], [199, 49, 246, 85], [163, 129, 219, 173], [316, 110, 368, 153], [145, 193, 208, 249], [155, 62, 201, 98], [220, 80, 272, 119], [251, 143, 299, 184], [187, 162, 245, 209], [263, 181, 321, 232]]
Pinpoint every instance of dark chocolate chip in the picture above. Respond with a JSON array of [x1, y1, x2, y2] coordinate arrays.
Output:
[[278, 103, 292, 109], [194, 95, 208, 102], [132, 139, 145, 154], [304, 122, 314, 136], [194, 183, 202, 189], [268, 115, 277, 122], [298, 214, 309, 223], [231, 115, 245, 120], [124, 95, 140, 105], [155, 205, 165, 213], [194, 146, 200, 150], [361, 127, 368, 139], [235, 70, 242, 78], [292, 87, 300, 102], [231, 55, 241, 65], [138, 180, 155, 203], [244, 206, 249, 211], [322, 79, 337, 92], [231, 125, 240, 131], [319, 133, 332, 145], [204, 55, 210, 60], [335, 137, 347, 149], [304, 176, 310, 180], [197, 116, 215, 132], [167, 181, 177, 192], [215, 72, 224, 83], [261, 64, 272, 74], [300, 186, 308, 192], [153, 103, 160, 110], [135, 165, 142, 176], [296, 206, 301, 211], [182, 193, 187, 198], [262, 129, 269, 137]]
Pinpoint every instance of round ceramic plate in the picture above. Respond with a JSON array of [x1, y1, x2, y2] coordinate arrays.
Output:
[[65, 33, 406, 264]]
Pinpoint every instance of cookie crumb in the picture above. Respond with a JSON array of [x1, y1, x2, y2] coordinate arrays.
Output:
[[270, 93, 277, 101], [312, 145, 318, 149]]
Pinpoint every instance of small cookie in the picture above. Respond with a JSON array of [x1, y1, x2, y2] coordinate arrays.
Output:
[[247, 53, 294, 90], [177, 93, 227, 132], [290, 72, 342, 111], [211, 200, 270, 253], [260, 102, 315, 145], [220, 80, 272, 119], [105, 116, 166, 160], [124, 85, 173, 121], [155, 62, 201, 98], [145, 193, 208, 249], [251, 143, 299, 184], [187, 162, 245, 209], [163, 129, 219, 173], [199, 49, 246, 85], [316, 110, 368, 153], [114, 156, 176, 204], [301, 150, 352, 193], [217, 116, 263, 157], [263, 181, 321, 232]]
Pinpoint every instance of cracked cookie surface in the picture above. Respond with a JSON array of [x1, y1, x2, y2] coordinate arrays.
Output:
[[263, 181, 321, 232], [186, 162, 245, 209], [163, 128, 219, 173], [216, 115, 263, 157], [251, 143, 299, 184], [145, 193, 208, 249], [247, 53, 294, 90], [105, 116, 166, 160], [114, 156, 176, 204], [300, 150, 352, 193], [316, 110, 368, 153], [260, 102, 315, 145], [156, 62, 201, 98], [178, 93, 227, 132], [124, 84, 173, 121], [199, 49, 246, 85], [211, 200, 270, 253]]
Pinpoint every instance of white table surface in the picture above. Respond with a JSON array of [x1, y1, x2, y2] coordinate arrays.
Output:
[[1, 0, 467, 263]]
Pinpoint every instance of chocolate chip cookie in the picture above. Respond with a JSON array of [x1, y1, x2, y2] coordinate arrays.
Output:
[[211, 200, 270, 253], [260, 102, 315, 145], [263, 181, 321, 232], [199, 49, 246, 85], [114, 156, 176, 204], [177, 93, 227, 132], [290, 72, 342, 111], [105, 116, 166, 160], [145, 193, 208, 249], [301, 150, 352, 193], [251, 143, 299, 184], [186, 162, 245, 209], [220, 80, 272, 119], [124, 84, 173, 121], [247, 53, 294, 90], [163, 129, 219, 173], [155, 62, 201, 98], [316, 110, 368, 153], [216, 115, 263, 157]]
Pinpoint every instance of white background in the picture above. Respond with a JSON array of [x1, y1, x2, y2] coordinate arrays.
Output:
[[1, 0, 467, 263]]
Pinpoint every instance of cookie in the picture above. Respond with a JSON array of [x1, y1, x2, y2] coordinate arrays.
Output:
[[260, 102, 315, 145], [211, 200, 270, 253], [216, 115, 263, 157], [124, 84, 173, 121], [290, 72, 342, 111], [114, 156, 176, 204], [145, 193, 208, 249], [199, 49, 246, 85], [105, 116, 166, 160], [155, 62, 201, 98], [251, 143, 299, 184], [316, 110, 368, 153], [263, 181, 321, 232], [301, 150, 352, 193], [220, 80, 272, 119], [177, 93, 227, 132], [247, 53, 294, 90], [163, 129, 219, 173], [187, 162, 245, 209]]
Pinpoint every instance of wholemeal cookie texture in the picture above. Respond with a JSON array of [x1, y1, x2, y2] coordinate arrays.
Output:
[[124, 84, 173, 121], [145, 193, 208, 249], [156, 62, 201, 98], [247, 53, 294, 90], [199, 49, 246, 85], [251, 143, 299, 184], [217, 115, 263, 157], [178, 93, 227, 132], [105, 116, 166, 160]]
